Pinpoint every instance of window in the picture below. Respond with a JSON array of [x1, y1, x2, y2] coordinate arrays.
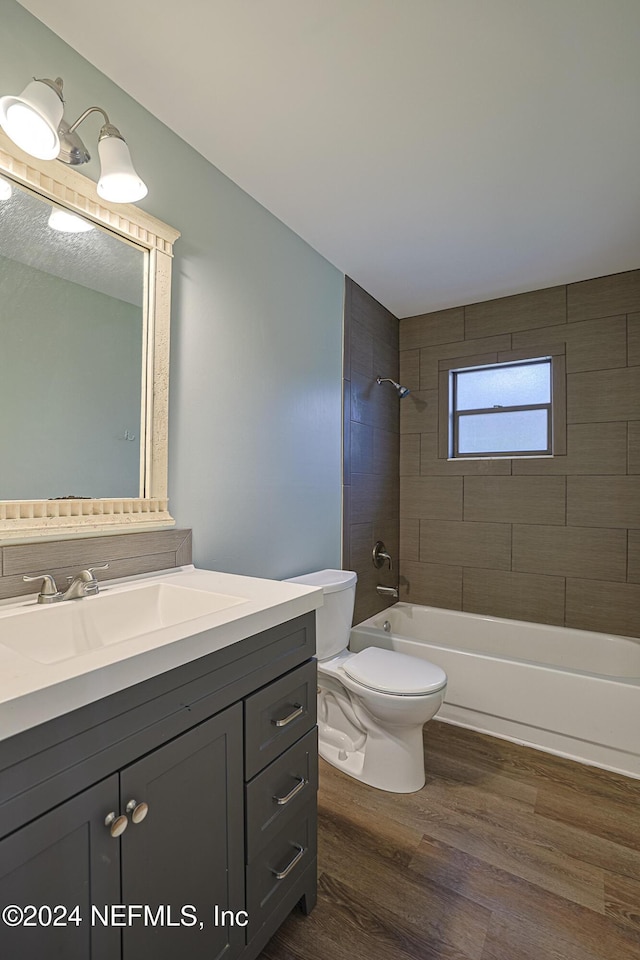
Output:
[[437, 348, 567, 460], [450, 358, 551, 457], [438, 351, 566, 460]]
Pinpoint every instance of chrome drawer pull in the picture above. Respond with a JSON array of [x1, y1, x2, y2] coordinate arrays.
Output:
[[272, 844, 305, 880], [272, 704, 303, 727], [273, 777, 307, 806]]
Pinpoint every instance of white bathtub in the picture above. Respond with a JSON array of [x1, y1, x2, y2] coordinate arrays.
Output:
[[350, 603, 640, 779]]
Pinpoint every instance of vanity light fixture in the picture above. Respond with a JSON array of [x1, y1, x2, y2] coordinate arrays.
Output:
[[0, 175, 12, 200], [0, 78, 63, 159], [0, 77, 147, 203], [48, 207, 95, 233]]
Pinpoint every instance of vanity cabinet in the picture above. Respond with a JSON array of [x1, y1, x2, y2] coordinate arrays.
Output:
[[120, 706, 244, 960], [0, 776, 121, 958], [244, 662, 318, 939], [0, 611, 318, 959]]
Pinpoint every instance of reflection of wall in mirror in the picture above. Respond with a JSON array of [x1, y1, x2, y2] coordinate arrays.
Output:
[[0, 254, 143, 499]]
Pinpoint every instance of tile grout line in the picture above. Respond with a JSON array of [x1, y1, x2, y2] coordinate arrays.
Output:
[[626, 528, 629, 583], [510, 523, 513, 573], [626, 420, 629, 475]]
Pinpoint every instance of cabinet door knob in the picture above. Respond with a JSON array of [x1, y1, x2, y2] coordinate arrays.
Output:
[[125, 799, 149, 824], [104, 812, 128, 837], [272, 704, 303, 727]]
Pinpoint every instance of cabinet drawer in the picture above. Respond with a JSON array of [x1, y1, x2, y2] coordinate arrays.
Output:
[[244, 660, 316, 779], [246, 802, 317, 937], [246, 727, 317, 861]]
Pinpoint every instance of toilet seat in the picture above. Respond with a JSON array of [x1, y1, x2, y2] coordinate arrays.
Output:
[[342, 647, 447, 697]]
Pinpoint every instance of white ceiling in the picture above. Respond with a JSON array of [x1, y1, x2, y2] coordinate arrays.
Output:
[[16, 0, 640, 317]]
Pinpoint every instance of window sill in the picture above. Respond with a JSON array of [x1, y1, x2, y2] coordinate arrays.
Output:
[[447, 455, 555, 462]]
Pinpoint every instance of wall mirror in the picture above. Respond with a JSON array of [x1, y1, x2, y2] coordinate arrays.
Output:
[[0, 129, 180, 542]]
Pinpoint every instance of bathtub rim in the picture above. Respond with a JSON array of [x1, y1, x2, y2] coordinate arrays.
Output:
[[354, 601, 640, 683]]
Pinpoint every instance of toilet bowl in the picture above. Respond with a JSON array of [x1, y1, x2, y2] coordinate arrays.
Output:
[[286, 569, 447, 793]]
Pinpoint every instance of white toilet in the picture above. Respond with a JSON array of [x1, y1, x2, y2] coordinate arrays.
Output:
[[286, 569, 447, 793]]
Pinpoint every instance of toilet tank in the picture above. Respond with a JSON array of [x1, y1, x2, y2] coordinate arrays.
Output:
[[285, 569, 357, 660]]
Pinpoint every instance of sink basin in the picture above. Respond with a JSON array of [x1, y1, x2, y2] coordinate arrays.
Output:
[[0, 583, 248, 664]]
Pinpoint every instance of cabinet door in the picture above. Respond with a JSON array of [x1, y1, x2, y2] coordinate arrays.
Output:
[[120, 704, 244, 960], [0, 775, 120, 959]]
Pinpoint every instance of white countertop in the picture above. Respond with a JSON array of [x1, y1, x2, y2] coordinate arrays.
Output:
[[0, 565, 322, 743]]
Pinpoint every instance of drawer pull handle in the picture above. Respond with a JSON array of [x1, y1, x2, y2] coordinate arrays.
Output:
[[274, 777, 307, 806], [272, 844, 305, 880], [272, 704, 303, 727]]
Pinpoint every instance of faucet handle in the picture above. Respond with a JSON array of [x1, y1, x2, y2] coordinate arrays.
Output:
[[372, 540, 393, 570], [22, 574, 61, 601], [67, 563, 110, 584], [81, 563, 109, 595]]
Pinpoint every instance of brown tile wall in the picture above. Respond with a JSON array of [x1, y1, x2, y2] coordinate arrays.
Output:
[[0, 529, 192, 600], [399, 268, 640, 638], [343, 278, 400, 624]]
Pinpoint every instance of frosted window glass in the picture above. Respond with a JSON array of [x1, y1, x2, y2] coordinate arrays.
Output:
[[456, 361, 550, 410], [458, 410, 549, 454]]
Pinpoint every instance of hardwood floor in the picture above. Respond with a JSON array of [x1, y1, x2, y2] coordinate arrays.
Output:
[[260, 721, 640, 960]]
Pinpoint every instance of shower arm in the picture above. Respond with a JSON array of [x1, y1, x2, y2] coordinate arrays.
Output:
[[376, 376, 410, 398]]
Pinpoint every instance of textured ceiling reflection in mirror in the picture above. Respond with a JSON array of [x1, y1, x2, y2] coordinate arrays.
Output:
[[0, 181, 143, 305]]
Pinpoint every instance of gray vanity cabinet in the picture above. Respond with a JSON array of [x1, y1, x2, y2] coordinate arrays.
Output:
[[0, 776, 121, 958], [243, 660, 318, 943], [120, 704, 245, 960], [0, 708, 244, 960], [0, 610, 318, 960]]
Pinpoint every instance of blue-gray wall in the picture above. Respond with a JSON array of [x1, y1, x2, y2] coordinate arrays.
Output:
[[0, 1, 344, 578]]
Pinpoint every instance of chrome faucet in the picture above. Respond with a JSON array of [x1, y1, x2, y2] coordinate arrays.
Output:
[[63, 564, 110, 600], [23, 564, 109, 603]]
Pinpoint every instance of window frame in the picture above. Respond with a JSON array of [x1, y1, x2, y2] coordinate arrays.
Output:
[[437, 347, 567, 461], [451, 358, 553, 458]]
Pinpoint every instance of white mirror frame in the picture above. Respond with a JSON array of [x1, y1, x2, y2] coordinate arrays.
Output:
[[0, 129, 180, 542]]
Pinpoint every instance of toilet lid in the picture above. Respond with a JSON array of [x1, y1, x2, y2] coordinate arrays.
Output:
[[285, 569, 357, 594], [343, 647, 447, 696]]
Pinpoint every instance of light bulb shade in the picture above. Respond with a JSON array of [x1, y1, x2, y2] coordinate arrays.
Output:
[[96, 135, 147, 203], [0, 80, 63, 160], [0, 176, 12, 200], [48, 207, 95, 233]]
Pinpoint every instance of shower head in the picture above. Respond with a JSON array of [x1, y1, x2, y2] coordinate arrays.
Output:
[[376, 376, 411, 399]]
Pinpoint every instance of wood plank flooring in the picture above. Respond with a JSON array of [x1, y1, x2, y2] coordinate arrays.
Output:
[[260, 721, 640, 960]]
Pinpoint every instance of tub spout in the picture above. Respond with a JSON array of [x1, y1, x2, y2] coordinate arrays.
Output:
[[376, 584, 398, 599]]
